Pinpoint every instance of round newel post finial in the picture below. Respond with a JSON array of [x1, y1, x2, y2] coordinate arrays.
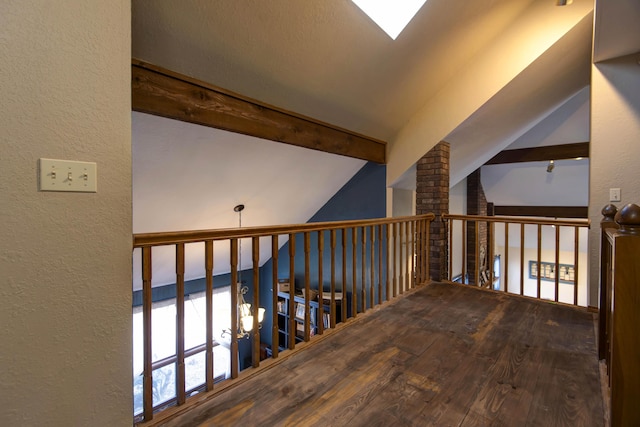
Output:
[[602, 204, 618, 221], [614, 203, 640, 234]]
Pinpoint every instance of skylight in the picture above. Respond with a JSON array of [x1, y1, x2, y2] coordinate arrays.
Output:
[[351, 0, 428, 40]]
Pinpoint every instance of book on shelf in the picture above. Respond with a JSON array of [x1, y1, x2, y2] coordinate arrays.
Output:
[[321, 292, 343, 301]]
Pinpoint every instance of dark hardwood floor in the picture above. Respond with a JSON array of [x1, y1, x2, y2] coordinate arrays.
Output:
[[165, 282, 604, 427]]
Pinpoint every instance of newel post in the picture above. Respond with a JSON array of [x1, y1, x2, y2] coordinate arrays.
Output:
[[598, 203, 618, 360]]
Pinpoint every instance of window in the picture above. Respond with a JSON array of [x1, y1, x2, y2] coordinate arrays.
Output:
[[132, 286, 232, 416]]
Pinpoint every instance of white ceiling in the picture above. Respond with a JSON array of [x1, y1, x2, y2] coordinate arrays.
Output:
[[131, 0, 597, 286]]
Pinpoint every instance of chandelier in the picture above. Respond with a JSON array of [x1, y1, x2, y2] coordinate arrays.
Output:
[[222, 204, 265, 339]]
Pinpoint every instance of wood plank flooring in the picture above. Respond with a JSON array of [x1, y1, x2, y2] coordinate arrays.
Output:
[[164, 282, 604, 427]]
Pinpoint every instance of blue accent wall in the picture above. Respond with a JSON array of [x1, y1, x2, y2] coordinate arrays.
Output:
[[259, 162, 387, 348]]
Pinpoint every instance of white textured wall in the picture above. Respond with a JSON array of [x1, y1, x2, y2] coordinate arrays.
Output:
[[589, 53, 640, 307], [448, 179, 467, 278], [0, 1, 131, 425], [482, 159, 589, 207]]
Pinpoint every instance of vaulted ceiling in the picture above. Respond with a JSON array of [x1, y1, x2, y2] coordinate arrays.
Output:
[[131, 0, 595, 283]]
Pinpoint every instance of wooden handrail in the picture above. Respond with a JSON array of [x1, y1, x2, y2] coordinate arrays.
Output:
[[133, 213, 436, 424], [134, 214, 435, 247], [442, 214, 589, 228]]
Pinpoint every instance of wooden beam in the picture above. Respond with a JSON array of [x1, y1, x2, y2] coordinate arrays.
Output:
[[132, 60, 386, 163], [485, 142, 589, 165], [494, 206, 588, 219]]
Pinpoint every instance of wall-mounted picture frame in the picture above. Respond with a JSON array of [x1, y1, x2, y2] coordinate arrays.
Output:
[[529, 261, 575, 284]]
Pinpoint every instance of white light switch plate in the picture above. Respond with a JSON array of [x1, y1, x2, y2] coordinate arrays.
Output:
[[39, 158, 97, 192], [609, 188, 621, 203]]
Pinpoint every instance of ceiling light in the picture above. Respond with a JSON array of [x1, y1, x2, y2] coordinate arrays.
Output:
[[222, 204, 265, 340], [547, 160, 555, 173], [352, 0, 428, 40]]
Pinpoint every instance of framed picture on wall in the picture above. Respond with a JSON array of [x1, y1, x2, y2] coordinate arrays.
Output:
[[529, 261, 575, 284]]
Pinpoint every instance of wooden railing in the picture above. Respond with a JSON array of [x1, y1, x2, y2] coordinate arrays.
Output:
[[442, 214, 590, 306], [132, 214, 434, 424], [598, 203, 640, 427]]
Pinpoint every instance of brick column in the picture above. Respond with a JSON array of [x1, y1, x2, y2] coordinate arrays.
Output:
[[466, 169, 488, 285], [416, 141, 449, 281]]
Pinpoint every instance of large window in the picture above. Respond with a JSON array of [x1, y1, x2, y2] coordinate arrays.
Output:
[[132, 286, 232, 416]]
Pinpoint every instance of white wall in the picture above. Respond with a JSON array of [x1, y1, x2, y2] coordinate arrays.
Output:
[[482, 159, 589, 207], [589, 53, 640, 306], [508, 87, 590, 149], [0, 2, 131, 425], [449, 179, 467, 278]]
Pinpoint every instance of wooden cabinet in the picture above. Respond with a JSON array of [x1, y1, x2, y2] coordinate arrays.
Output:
[[599, 203, 640, 427]]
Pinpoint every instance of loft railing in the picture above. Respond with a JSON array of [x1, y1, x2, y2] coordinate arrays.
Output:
[[442, 214, 590, 307], [132, 214, 435, 424]]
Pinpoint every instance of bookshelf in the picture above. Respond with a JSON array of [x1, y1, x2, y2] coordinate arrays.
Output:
[[276, 292, 344, 349]]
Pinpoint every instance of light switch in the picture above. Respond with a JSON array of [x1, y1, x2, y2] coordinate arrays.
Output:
[[39, 158, 97, 192], [609, 188, 621, 203]]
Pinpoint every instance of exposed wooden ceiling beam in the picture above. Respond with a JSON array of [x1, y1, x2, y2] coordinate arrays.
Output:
[[485, 142, 589, 165], [132, 60, 386, 164]]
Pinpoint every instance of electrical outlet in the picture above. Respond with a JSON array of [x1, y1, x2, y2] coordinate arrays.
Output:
[[39, 158, 97, 192], [609, 188, 621, 203]]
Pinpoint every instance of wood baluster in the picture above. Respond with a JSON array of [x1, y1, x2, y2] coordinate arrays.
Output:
[[386, 224, 391, 302], [554, 226, 560, 303], [536, 225, 542, 299], [271, 235, 279, 358], [142, 246, 153, 421], [377, 224, 383, 305], [330, 229, 337, 328], [474, 221, 480, 286], [574, 226, 579, 307], [230, 238, 239, 378], [361, 226, 366, 311], [406, 220, 411, 290], [341, 229, 347, 320], [415, 220, 420, 284], [410, 220, 415, 288], [488, 222, 494, 289], [351, 227, 357, 317], [205, 240, 214, 390], [288, 233, 296, 350], [399, 222, 404, 294], [462, 220, 467, 284], [520, 224, 525, 296], [252, 236, 260, 367], [448, 219, 453, 281], [425, 219, 430, 282], [318, 230, 324, 334], [176, 243, 186, 405], [504, 224, 509, 294], [304, 232, 311, 341], [393, 222, 398, 298], [370, 225, 375, 307]]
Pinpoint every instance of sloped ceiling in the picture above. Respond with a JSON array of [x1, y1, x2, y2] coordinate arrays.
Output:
[[131, 0, 595, 286], [132, 0, 537, 142]]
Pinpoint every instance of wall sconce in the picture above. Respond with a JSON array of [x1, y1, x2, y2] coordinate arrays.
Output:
[[547, 160, 555, 173], [556, 0, 573, 5]]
